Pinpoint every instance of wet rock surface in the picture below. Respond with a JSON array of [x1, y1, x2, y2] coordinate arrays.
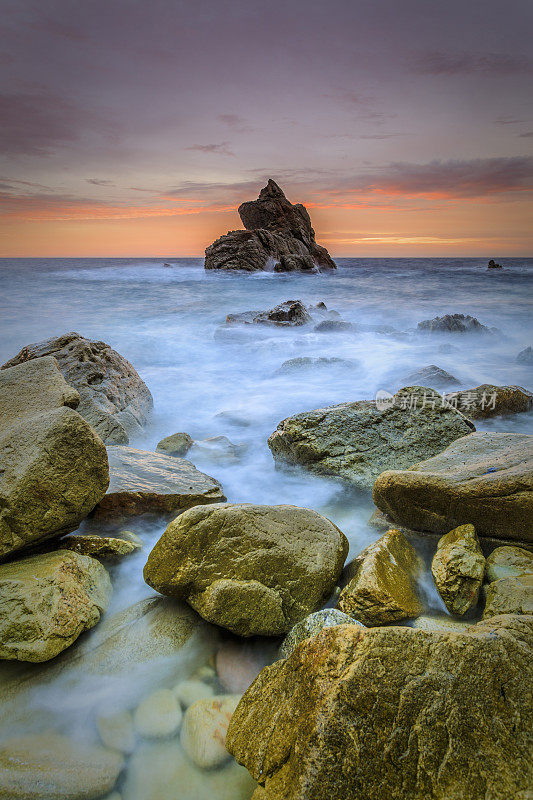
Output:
[[156, 432, 194, 456], [144, 503, 348, 636], [444, 383, 533, 418], [417, 313, 492, 334], [279, 609, 363, 659], [0, 355, 80, 425], [373, 431, 533, 541], [337, 530, 423, 625], [226, 615, 533, 800], [0, 550, 111, 662], [431, 524, 485, 615], [92, 445, 226, 521], [404, 364, 461, 388], [58, 533, 140, 560], [268, 386, 474, 491], [2, 332, 153, 444], [485, 545, 533, 582], [483, 574, 533, 618], [205, 180, 336, 272]]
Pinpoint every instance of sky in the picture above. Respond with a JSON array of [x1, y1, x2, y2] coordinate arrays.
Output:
[[1, 0, 532, 258]]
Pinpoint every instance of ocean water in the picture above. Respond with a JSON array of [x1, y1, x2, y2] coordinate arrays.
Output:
[[0, 256, 532, 797]]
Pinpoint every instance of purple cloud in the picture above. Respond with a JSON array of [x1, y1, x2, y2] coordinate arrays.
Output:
[[185, 142, 235, 156], [410, 51, 533, 76]]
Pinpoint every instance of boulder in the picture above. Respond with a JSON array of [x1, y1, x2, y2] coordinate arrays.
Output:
[[59, 534, 140, 560], [268, 386, 474, 491], [133, 688, 183, 739], [444, 384, 533, 418], [373, 431, 533, 541], [0, 406, 109, 558], [517, 346, 533, 365], [2, 332, 153, 444], [226, 615, 533, 800], [485, 545, 533, 583], [0, 550, 111, 662], [279, 609, 362, 659], [417, 313, 492, 334], [411, 614, 472, 634], [0, 733, 123, 800], [337, 530, 423, 625], [313, 319, 353, 332], [205, 180, 336, 272], [180, 694, 241, 769], [483, 574, 533, 618], [431, 524, 485, 615], [0, 355, 79, 426], [404, 364, 461, 388], [144, 503, 348, 637], [92, 445, 225, 521], [122, 741, 256, 800], [156, 432, 193, 457], [227, 299, 311, 326]]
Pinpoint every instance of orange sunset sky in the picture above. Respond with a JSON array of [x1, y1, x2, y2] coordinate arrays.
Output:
[[1, 0, 532, 258]]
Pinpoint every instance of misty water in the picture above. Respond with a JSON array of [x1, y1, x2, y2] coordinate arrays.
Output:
[[1, 256, 532, 798]]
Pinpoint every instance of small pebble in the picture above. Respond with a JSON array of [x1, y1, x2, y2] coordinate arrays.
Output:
[[133, 689, 183, 739]]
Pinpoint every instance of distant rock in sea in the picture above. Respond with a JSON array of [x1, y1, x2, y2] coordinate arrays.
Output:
[[417, 313, 492, 334], [204, 179, 336, 272], [487, 259, 503, 269]]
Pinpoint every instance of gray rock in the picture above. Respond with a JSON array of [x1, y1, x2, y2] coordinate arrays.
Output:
[[156, 432, 194, 457], [227, 299, 311, 326], [404, 364, 461, 388], [2, 332, 153, 444], [189, 436, 247, 463], [279, 609, 363, 659], [268, 386, 475, 491], [417, 314, 491, 334], [92, 445, 226, 521], [517, 346, 533, 365], [274, 357, 357, 376], [314, 319, 354, 333]]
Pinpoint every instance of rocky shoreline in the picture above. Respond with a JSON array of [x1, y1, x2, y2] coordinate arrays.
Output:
[[0, 312, 531, 800]]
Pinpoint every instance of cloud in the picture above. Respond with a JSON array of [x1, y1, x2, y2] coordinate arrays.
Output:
[[87, 178, 115, 186], [218, 114, 252, 133], [185, 142, 235, 156], [519, 131, 533, 138], [494, 116, 527, 125], [410, 51, 533, 76]]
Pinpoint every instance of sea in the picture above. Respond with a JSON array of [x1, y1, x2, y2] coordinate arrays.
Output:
[[0, 256, 532, 798]]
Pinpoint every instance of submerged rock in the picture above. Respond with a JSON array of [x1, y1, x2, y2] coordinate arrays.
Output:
[[411, 614, 472, 634], [180, 694, 241, 769], [0, 733, 123, 800], [0, 359, 109, 558], [226, 615, 533, 800], [92, 445, 225, 521], [2, 332, 153, 444], [144, 503, 348, 637], [417, 313, 492, 334], [205, 179, 336, 272], [0, 550, 111, 662], [215, 641, 273, 694], [444, 384, 533, 418], [97, 709, 136, 754], [59, 533, 140, 560], [274, 356, 357, 375], [268, 386, 474, 491], [156, 432, 194, 457], [337, 530, 423, 625], [279, 609, 362, 659], [373, 431, 533, 541], [483, 574, 533, 618], [516, 346, 533, 365], [431, 524, 485, 615], [133, 688, 183, 739], [190, 435, 247, 463], [404, 364, 461, 388], [227, 299, 311, 326], [485, 545, 533, 583], [173, 679, 214, 709], [313, 319, 354, 333]]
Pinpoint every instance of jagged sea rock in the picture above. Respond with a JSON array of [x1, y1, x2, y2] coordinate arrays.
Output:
[[2, 332, 153, 444], [444, 384, 533, 418], [205, 180, 336, 272], [404, 364, 461, 388], [268, 386, 474, 491], [337, 530, 423, 625], [227, 299, 311, 326], [516, 346, 533, 365], [59, 533, 140, 560], [373, 431, 533, 541], [226, 615, 533, 800], [431, 524, 485, 615], [417, 313, 491, 334], [485, 545, 533, 583], [144, 503, 348, 637], [156, 432, 194, 457], [0, 733, 123, 800], [0, 550, 111, 662], [279, 609, 362, 659], [483, 574, 533, 618], [92, 445, 225, 521], [180, 694, 241, 769]]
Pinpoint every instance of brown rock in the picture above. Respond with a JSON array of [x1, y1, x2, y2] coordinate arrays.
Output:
[[59, 534, 140, 560], [227, 615, 533, 800], [373, 431, 533, 542], [92, 445, 225, 521], [0, 355, 79, 427], [485, 545, 533, 582], [431, 524, 485, 615], [444, 384, 533, 419], [337, 530, 423, 625], [483, 574, 533, 618]]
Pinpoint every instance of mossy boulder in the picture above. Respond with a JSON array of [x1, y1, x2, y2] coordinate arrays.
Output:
[[144, 503, 348, 636], [431, 524, 485, 615], [0, 550, 111, 662], [337, 530, 423, 625], [227, 615, 533, 800], [268, 386, 474, 491]]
